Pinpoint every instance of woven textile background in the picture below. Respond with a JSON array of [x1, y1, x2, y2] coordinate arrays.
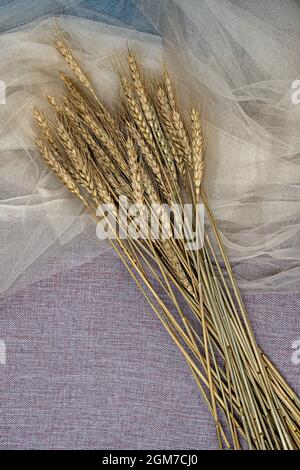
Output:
[[0, 0, 299, 451], [0, 249, 299, 449]]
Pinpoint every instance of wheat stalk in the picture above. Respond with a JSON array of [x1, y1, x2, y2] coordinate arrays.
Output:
[[31, 39, 300, 450], [191, 108, 204, 199], [55, 39, 96, 98], [163, 70, 192, 168], [156, 86, 185, 177], [126, 136, 144, 206]]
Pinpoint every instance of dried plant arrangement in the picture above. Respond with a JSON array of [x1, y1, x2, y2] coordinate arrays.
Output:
[[32, 38, 300, 450]]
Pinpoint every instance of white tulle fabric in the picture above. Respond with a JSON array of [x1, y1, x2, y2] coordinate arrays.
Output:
[[1, 0, 300, 294]]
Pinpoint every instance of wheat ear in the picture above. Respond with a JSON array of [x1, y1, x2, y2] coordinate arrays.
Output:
[[162, 71, 193, 168], [127, 54, 177, 181], [191, 108, 204, 199], [156, 87, 185, 176], [55, 39, 96, 98], [33, 109, 60, 153], [35, 138, 79, 197], [126, 137, 144, 206]]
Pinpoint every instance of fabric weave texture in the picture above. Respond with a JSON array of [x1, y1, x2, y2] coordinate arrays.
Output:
[[0, 250, 299, 449]]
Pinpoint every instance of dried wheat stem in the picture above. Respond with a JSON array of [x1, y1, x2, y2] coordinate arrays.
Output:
[[154, 126, 177, 182], [61, 97, 128, 196], [121, 77, 155, 149], [143, 171, 173, 241], [163, 69, 176, 111], [59, 72, 83, 101], [55, 121, 102, 204], [161, 71, 193, 168], [35, 138, 79, 196], [47, 95, 62, 115], [143, 171, 160, 204], [172, 109, 192, 168], [163, 240, 193, 294], [68, 97, 127, 174], [32, 42, 300, 449], [126, 137, 143, 206], [191, 108, 204, 200], [33, 109, 60, 153], [55, 39, 96, 97], [156, 87, 185, 176], [139, 168, 191, 293], [127, 122, 168, 196], [127, 54, 177, 180], [59, 71, 116, 130], [63, 98, 113, 169], [163, 71, 193, 169], [127, 51, 153, 123]]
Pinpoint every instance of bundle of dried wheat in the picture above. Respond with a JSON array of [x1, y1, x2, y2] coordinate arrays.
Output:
[[33, 38, 300, 450]]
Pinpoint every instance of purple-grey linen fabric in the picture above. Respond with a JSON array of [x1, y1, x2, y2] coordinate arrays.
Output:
[[0, 249, 299, 449]]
